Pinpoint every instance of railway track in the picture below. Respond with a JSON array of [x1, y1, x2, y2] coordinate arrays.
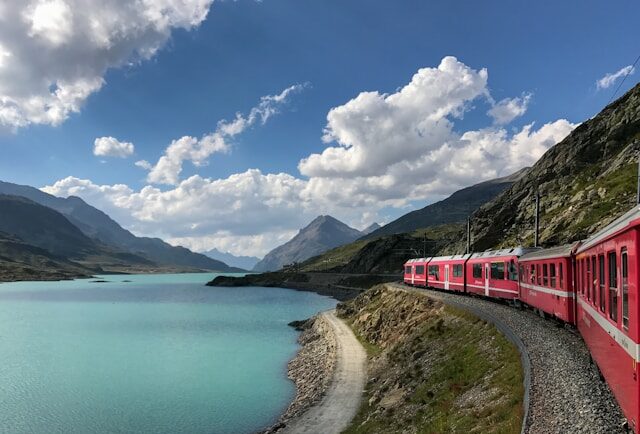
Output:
[[388, 282, 626, 434]]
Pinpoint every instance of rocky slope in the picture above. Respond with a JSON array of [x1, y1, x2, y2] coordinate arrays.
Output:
[[361, 223, 381, 235], [362, 169, 527, 241], [446, 82, 640, 253], [253, 215, 364, 272], [0, 180, 239, 272], [0, 231, 94, 282], [337, 285, 523, 433]]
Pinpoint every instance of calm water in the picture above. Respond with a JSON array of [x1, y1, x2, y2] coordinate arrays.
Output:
[[0, 273, 337, 434]]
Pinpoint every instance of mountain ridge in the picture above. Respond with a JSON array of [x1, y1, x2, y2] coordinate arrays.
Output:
[[252, 215, 364, 272]]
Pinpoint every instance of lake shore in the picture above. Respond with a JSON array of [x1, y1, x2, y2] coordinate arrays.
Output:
[[265, 310, 366, 434]]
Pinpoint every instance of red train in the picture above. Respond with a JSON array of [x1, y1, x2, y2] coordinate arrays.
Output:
[[403, 204, 640, 431]]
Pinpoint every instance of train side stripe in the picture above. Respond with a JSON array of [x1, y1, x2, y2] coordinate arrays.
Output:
[[520, 283, 575, 298], [466, 283, 518, 294], [578, 297, 640, 362]]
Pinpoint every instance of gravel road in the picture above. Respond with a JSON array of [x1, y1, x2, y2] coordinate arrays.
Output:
[[388, 283, 626, 434], [279, 310, 367, 434]]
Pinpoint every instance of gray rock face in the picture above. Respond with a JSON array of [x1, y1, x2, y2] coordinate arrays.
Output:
[[363, 169, 527, 241], [253, 216, 363, 272]]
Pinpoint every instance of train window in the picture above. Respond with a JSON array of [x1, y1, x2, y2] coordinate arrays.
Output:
[[599, 255, 606, 312], [508, 260, 518, 281], [622, 249, 629, 330], [608, 252, 618, 323], [536, 264, 542, 285], [543, 264, 549, 286], [415, 265, 425, 275], [550, 263, 556, 287], [519, 265, 525, 282], [405, 266, 412, 274], [591, 256, 596, 302], [586, 259, 591, 299], [559, 262, 564, 289], [473, 263, 482, 278], [530, 265, 535, 283], [428, 265, 439, 279], [453, 264, 463, 277], [491, 262, 505, 279]]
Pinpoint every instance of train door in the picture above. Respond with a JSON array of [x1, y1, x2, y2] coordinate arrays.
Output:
[[485, 263, 490, 296], [444, 264, 450, 290], [411, 266, 415, 285]]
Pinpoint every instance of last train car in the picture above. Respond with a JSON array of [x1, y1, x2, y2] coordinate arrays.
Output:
[[403, 258, 429, 287], [518, 243, 579, 324], [465, 247, 537, 300], [575, 205, 640, 431], [426, 254, 471, 292]]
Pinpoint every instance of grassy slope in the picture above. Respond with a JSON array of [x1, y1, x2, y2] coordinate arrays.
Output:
[[339, 286, 523, 433]]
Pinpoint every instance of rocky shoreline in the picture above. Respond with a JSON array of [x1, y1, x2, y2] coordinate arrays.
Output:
[[263, 314, 338, 433]]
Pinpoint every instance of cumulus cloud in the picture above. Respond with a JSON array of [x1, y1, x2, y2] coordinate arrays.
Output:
[[487, 93, 531, 125], [144, 84, 306, 185], [596, 65, 635, 90], [43, 57, 577, 256], [0, 0, 213, 130], [93, 136, 134, 158]]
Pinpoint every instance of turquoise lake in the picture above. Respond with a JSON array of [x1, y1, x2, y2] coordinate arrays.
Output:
[[0, 273, 337, 434]]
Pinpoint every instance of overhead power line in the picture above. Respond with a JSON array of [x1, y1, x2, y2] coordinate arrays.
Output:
[[608, 53, 640, 105]]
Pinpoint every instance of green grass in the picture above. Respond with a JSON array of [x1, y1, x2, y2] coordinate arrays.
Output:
[[342, 302, 523, 434], [301, 239, 371, 271]]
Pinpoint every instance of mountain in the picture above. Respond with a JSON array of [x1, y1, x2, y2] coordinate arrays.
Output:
[[252, 215, 364, 272], [0, 181, 239, 272], [361, 223, 381, 235], [202, 248, 258, 271], [362, 169, 528, 240], [0, 231, 94, 282], [445, 82, 640, 253]]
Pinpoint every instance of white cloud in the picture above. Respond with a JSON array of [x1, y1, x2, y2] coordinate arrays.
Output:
[[487, 93, 531, 125], [135, 160, 152, 170], [42, 57, 577, 256], [93, 136, 134, 158], [144, 84, 306, 185], [596, 65, 635, 90], [0, 0, 213, 130]]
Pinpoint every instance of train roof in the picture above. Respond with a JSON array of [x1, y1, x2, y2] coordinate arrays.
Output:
[[519, 242, 580, 262], [577, 204, 640, 253], [469, 246, 538, 259], [428, 253, 472, 263], [404, 258, 430, 264]]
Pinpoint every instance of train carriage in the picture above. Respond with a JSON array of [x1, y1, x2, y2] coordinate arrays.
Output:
[[425, 254, 471, 292], [518, 243, 579, 324], [403, 258, 430, 287], [575, 205, 640, 431], [465, 247, 536, 300]]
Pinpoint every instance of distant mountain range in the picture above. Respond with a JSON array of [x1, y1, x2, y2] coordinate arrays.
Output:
[[253, 215, 364, 272], [361, 222, 381, 235], [362, 169, 528, 240], [0, 181, 242, 279], [203, 248, 260, 271]]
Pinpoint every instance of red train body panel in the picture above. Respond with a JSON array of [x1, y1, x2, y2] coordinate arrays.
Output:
[[518, 243, 579, 324], [426, 254, 471, 292], [575, 206, 640, 431], [465, 248, 534, 300], [403, 258, 429, 287]]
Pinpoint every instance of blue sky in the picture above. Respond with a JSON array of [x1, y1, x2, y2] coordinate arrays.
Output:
[[1, 0, 639, 256]]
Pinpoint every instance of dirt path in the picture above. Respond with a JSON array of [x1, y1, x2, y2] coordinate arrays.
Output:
[[280, 310, 366, 434]]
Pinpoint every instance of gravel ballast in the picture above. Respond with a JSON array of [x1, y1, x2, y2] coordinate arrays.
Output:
[[389, 283, 626, 434]]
